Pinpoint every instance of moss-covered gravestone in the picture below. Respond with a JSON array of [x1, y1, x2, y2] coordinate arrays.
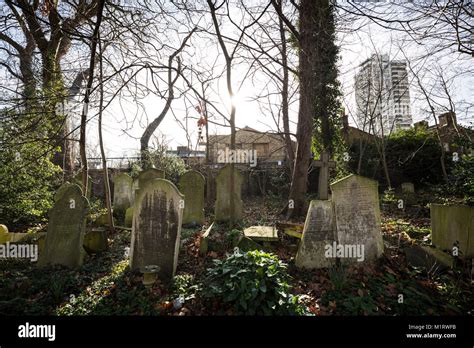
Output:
[[39, 183, 89, 268], [124, 207, 133, 228], [113, 173, 133, 214], [215, 165, 243, 222], [179, 170, 205, 226], [138, 168, 164, 187], [130, 179, 184, 281], [131, 168, 164, 205], [83, 228, 108, 254], [431, 204, 473, 257]]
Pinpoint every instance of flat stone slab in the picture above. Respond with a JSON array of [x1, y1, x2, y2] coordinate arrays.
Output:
[[243, 226, 278, 242], [276, 222, 303, 239], [405, 244, 453, 270]]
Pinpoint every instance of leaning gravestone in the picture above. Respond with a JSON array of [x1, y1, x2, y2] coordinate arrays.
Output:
[[215, 165, 243, 222], [295, 200, 337, 269], [39, 183, 89, 268], [130, 179, 184, 281], [431, 204, 473, 257], [179, 170, 205, 226], [330, 174, 384, 263], [113, 173, 133, 214]]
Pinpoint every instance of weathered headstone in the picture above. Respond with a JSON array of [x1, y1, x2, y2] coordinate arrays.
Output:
[[83, 228, 108, 254], [130, 179, 184, 281], [295, 200, 337, 269], [179, 170, 205, 226], [330, 174, 384, 263], [401, 182, 415, 193], [113, 173, 133, 213], [431, 204, 473, 257], [131, 169, 164, 205], [313, 151, 336, 200], [39, 183, 89, 268], [215, 165, 243, 222], [138, 168, 164, 187]]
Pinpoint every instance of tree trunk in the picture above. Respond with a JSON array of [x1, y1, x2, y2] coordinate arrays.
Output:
[[286, 0, 322, 217], [277, 0, 294, 174], [97, 37, 114, 234], [79, 0, 106, 196]]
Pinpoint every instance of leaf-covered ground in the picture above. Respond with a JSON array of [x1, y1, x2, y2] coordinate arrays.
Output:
[[0, 196, 472, 316]]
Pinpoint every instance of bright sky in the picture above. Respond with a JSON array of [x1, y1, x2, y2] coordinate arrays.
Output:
[[69, 6, 473, 159]]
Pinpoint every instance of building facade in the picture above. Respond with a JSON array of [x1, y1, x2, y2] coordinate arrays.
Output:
[[355, 54, 412, 136], [207, 127, 292, 166]]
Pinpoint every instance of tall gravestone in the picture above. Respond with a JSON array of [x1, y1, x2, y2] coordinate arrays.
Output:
[[179, 170, 205, 226], [39, 183, 89, 268], [130, 179, 184, 281], [431, 204, 473, 257], [295, 200, 336, 269], [113, 173, 133, 213], [215, 165, 243, 222], [330, 174, 384, 263]]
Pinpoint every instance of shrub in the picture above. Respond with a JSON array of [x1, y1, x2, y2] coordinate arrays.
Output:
[[447, 152, 474, 204], [0, 142, 60, 228], [204, 249, 307, 315], [347, 128, 447, 189]]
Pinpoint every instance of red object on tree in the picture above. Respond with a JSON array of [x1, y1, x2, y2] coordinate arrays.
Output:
[[197, 117, 207, 127]]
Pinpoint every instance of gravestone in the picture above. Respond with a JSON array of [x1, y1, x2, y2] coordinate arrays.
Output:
[[431, 204, 473, 257], [295, 200, 337, 269], [138, 168, 164, 187], [313, 151, 336, 200], [124, 207, 133, 228], [113, 173, 133, 213], [130, 179, 184, 281], [215, 165, 243, 222], [74, 172, 92, 199], [244, 226, 278, 242], [330, 174, 384, 263], [83, 228, 108, 254], [179, 170, 205, 226], [401, 182, 415, 193], [130, 179, 139, 205], [39, 183, 89, 268], [131, 169, 164, 205]]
